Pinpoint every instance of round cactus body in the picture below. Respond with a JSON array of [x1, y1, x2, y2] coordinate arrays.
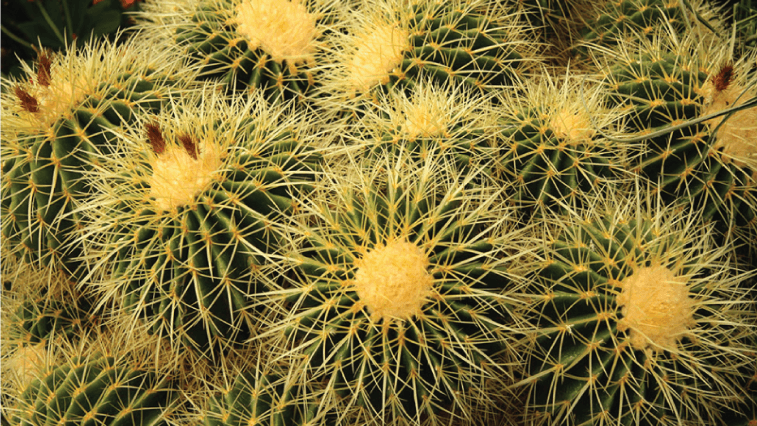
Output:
[[326, 0, 535, 103], [264, 153, 531, 424], [494, 76, 627, 214], [347, 80, 500, 174], [78, 90, 324, 354], [9, 355, 175, 426], [605, 50, 757, 233], [171, 0, 334, 100], [523, 197, 757, 426], [0, 40, 182, 278]]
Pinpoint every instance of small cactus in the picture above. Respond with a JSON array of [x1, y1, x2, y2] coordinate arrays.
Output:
[[346, 79, 499, 173], [7, 290, 97, 347], [493, 73, 629, 214]]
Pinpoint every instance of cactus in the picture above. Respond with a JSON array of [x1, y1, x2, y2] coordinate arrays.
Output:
[[573, 0, 721, 58], [261, 151, 532, 425], [7, 290, 97, 347], [517, 0, 588, 40], [521, 189, 757, 426], [346, 79, 499, 173], [322, 0, 536, 103], [600, 36, 757, 237], [8, 354, 176, 426], [76, 89, 324, 355], [139, 0, 340, 101], [203, 364, 324, 426], [493, 74, 628, 214], [577, 0, 685, 53], [0, 37, 186, 278]]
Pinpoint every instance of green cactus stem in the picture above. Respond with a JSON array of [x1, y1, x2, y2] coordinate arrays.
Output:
[[521, 191, 757, 426], [0, 38, 184, 279], [261, 151, 533, 425], [76, 89, 324, 355]]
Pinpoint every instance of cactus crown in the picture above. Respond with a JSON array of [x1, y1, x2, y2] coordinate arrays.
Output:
[[1, 35, 184, 136], [522, 186, 757, 425], [232, 0, 320, 71], [260, 150, 534, 424]]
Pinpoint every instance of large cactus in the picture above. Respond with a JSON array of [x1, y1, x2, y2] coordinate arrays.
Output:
[[521, 190, 757, 426], [261, 152, 533, 425], [76, 89, 324, 355]]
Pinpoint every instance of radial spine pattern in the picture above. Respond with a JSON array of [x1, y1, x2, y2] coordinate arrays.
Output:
[[264, 152, 533, 424]]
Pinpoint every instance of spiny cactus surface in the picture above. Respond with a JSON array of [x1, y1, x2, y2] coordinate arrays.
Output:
[[77, 91, 324, 354], [0, 41, 179, 278], [9, 355, 175, 426], [524, 199, 757, 426], [605, 50, 757, 231], [264, 153, 531, 424], [174, 0, 333, 100]]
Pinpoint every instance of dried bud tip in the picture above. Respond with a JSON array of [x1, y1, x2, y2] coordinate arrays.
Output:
[[712, 64, 733, 92], [178, 134, 198, 160], [14, 86, 39, 113], [146, 122, 166, 154], [36, 49, 52, 87]]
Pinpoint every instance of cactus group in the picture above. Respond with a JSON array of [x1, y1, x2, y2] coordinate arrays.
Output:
[[2, 0, 756, 425]]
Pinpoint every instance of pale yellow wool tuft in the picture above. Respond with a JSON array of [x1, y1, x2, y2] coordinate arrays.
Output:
[[550, 108, 595, 143], [6, 343, 47, 390], [700, 81, 757, 168], [616, 262, 695, 352], [17, 65, 95, 129], [346, 22, 410, 94], [146, 139, 225, 211], [402, 99, 449, 139], [233, 0, 318, 70], [352, 238, 434, 322]]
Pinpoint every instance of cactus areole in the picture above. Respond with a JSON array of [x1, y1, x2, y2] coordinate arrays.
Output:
[[232, 0, 318, 72], [616, 262, 695, 352], [352, 238, 434, 322], [146, 133, 225, 211]]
